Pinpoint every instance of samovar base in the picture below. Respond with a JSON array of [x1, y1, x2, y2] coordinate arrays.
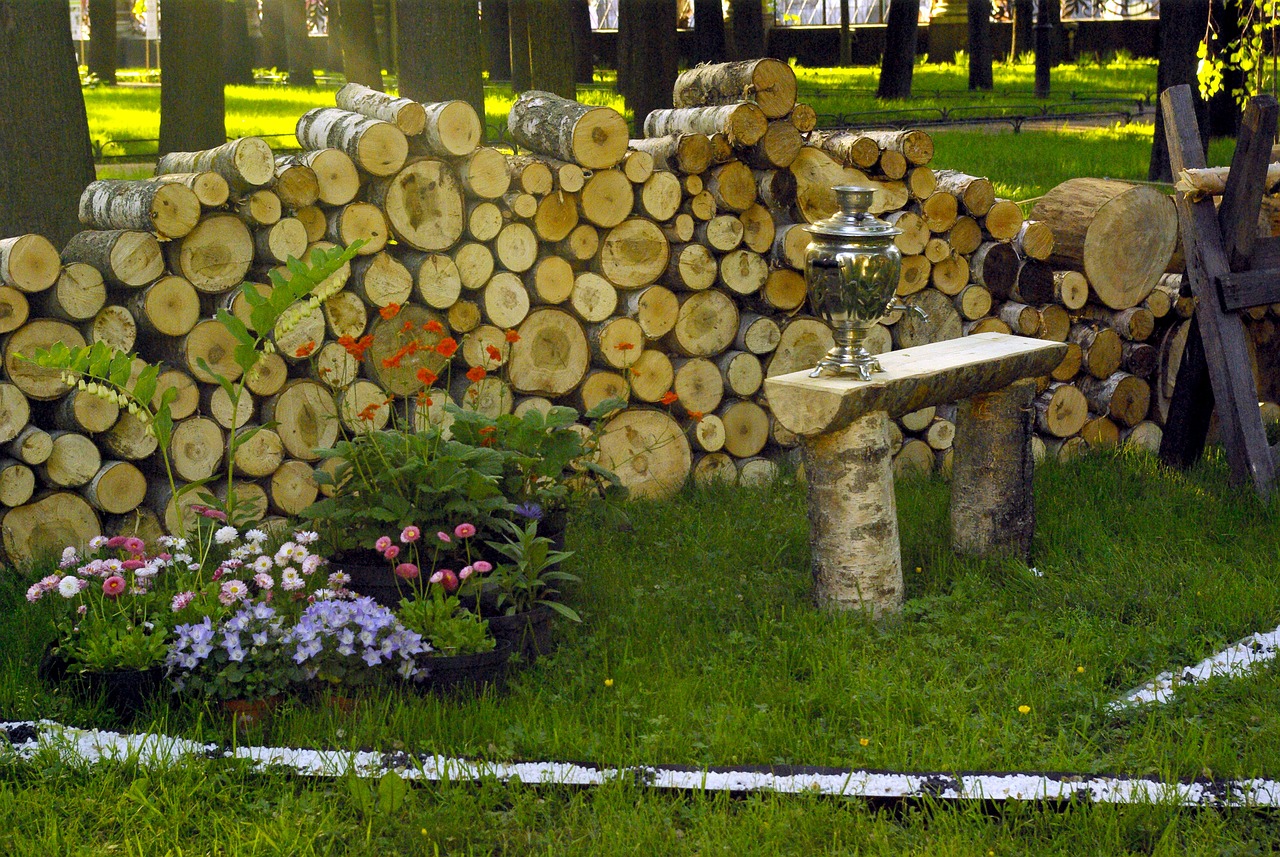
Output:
[[808, 346, 882, 381]]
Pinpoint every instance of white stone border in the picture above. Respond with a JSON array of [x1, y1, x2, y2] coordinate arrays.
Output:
[[1110, 623, 1280, 711], [3, 719, 1279, 807]]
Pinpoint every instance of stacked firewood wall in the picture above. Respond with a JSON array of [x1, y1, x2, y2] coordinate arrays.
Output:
[[0, 60, 1270, 561]]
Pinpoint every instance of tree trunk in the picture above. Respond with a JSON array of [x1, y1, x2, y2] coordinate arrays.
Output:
[[618, 0, 678, 136], [568, 0, 594, 84], [159, 0, 225, 157], [969, 0, 993, 90], [1149, 0, 1210, 182], [691, 0, 726, 64], [876, 0, 919, 100], [0, 0, 95, 246], [221, 0, 255, 86], [1010, 0, 1032, 61], [509, 0, 532, 92], [281, 0, 316, 86], [726, 0, 764, 61], [87, 0, 117, 85], [1207, 0, 1244, 137], [336, 0, 385, 89], [529, 0, 576, 99], [260, 0, 290, 69], [397, 0, 485, 124], [486, 0, 512, 80]]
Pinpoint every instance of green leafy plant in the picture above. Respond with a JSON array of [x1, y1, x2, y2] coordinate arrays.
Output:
[[305, 427, 517, 555], [398, 592, 495, 657], [1198, 0, 1280, 108], [484, 517, 580, 621], [447, 399, 625, 517]]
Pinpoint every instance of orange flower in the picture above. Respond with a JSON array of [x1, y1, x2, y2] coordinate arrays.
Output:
[[466, 366, 487, 383], [401, 319, 414, 333], [357, 401, 382, 422], [686, 410, 704, 422], [485, 344, 502, 362], [505, 329, 520, 343], [479, 425, 496, 447], [436, 337, 459, 358], [381, 342, 412, 369], [416, 392, 434, 408], [424, 320, 444, 334], [415, 367, 438, 386], [379, 302, 401, 320], [614, 341, 636, 351], [660, 391, 679, 406], [338, 334, 374, 361], [293, 340, 316, 358]]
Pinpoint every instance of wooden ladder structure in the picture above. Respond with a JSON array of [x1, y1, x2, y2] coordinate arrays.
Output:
[[1158, 84, 1280, 499]]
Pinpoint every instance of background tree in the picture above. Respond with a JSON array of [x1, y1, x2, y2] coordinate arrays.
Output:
[[1010, 0, 1032, 60], [727, 0, 764, 60], [691, 0, 726, 63], [159, 0, 226, 156], [618, 0, 678, 135], [486, 0, 512, 81], [87, 0, 117, 85], [0, 0, 96, 244], [877, 0, 920, 99], [569, 0, 595, 84], [509, 0, 532, 91], [968, 0, 993, 90], [223, 0, 256, 87], [529, 0, 577, 98], [1149, 0, 1211, 182], [396, 0, 485, 121], [281, 0, 316, 86], [335, 0, 384, 88], [260, 0, 289, 69]]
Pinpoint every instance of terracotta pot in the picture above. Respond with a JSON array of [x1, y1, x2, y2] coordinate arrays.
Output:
[[414, 639, 513, 695], [221, 694, 283, 728]]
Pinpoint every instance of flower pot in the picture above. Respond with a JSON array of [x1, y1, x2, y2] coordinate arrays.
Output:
[[82, 666, 166, 719], [221, 695, 283, 729], [39, 643, 165, 720], [414, 639, 513, 695], [334, 550, 412, 607], [485, 604, 556, 662]]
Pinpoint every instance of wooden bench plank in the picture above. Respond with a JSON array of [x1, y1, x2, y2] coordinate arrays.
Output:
[[764, 333, 1066, 436]]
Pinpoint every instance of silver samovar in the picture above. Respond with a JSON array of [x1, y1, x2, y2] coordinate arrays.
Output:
[[804, 186, 925, 380]]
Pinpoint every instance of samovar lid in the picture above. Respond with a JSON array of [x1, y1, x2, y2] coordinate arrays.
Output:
[[804, 186, 900, 240]]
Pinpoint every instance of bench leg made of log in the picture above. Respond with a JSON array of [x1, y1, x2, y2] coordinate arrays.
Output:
[[950, 378, 1036, 562], [799, 409, 902, 617]]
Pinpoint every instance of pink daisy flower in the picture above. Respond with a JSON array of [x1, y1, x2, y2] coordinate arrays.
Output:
[[102, 576, 126, 598], [453, 523, 476, 539]]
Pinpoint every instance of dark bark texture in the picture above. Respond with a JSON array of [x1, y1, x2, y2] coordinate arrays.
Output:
[[968, 0, 993, 90], [486, 0, 512, 80], [87, 0, 117, 85], [1149, 0, 1210, 181], [259, 0, 289, 69], [691, 0, 726, 64], [569, 0, 595, 84], [1208, 0, 1245, 137], [877, 0, 919, 100], [397, 0, 485, 122], [618, 0, 679, 136], [159, 0, 226, 157], [282, 0, 316, 86], [726, 0, 764, 61], [509, 0, 531, 92], [222, 0, 256, 86], [0, 0, 96, 245], [529, 0, 577, 99], [337, 0, 385, 88]]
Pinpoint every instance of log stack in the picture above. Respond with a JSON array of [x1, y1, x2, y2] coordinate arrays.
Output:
[[0, 64, 1275, 562]]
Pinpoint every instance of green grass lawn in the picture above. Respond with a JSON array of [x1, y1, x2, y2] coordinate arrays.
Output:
[[4, 450, 1280, 853]]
